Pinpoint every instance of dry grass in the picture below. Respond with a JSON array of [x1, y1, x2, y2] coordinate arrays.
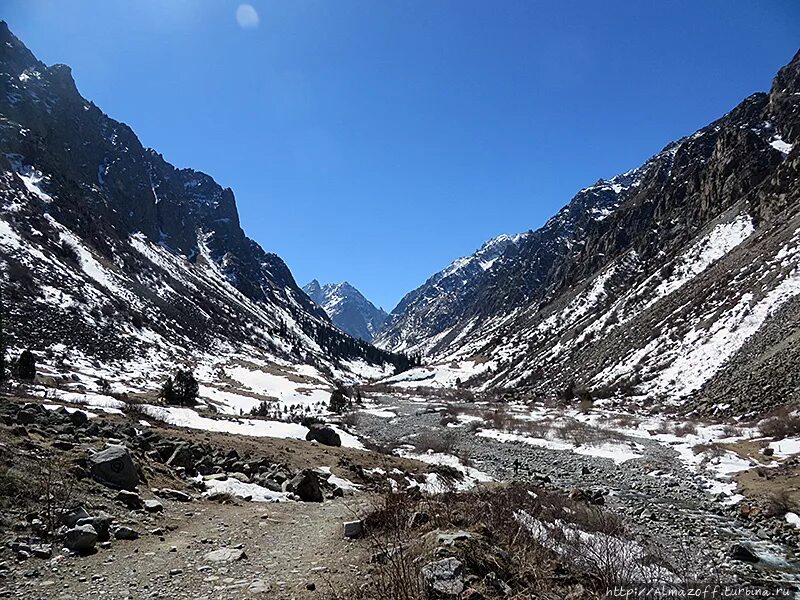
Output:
[[326, 483, 687, 599]]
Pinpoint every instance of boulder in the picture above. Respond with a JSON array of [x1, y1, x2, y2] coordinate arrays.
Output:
[[204, 548, 247, 562], [343, 520, 363, 539], [421, 557, 464, 597], [283, 470, 323, 502], [88, 445, 138, 490], [729, 543, 760, 563], [64, 524, 98, 553], [305, 425, 342, 447], [116, 490, 144, 509]]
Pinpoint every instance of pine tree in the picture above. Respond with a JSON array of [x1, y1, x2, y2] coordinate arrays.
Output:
[[160, 369, 199, 406], [16, 349, 36, 381], [329, 388, 348, 414]]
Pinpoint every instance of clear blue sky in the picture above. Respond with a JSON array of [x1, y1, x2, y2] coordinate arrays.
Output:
[[3, 1, 799, 310]]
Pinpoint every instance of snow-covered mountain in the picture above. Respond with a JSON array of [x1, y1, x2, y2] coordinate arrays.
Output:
[[380, 49, 800, 416], [375, 233, 528, 354], [303, 280, 388, 342], [0, 21, 412, 396]]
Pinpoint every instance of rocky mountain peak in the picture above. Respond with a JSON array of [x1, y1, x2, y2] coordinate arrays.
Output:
[[303, 280, 388, 342]]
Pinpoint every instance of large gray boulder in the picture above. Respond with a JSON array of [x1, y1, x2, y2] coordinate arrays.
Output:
[[421, 557, 464, 597], [88, 445, 138, 490], [283, 469, 323, 502], [305, 425, 341, 447], [63, 524, 98, 554]]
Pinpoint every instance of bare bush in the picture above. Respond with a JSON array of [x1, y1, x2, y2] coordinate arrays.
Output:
[[412, 430, 455, 454]]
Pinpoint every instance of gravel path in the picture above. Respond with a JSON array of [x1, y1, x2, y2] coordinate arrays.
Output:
[[5, 498, 371, 600]]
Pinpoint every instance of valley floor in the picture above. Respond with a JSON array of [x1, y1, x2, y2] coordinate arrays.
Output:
[[1, 387, 799, 598]]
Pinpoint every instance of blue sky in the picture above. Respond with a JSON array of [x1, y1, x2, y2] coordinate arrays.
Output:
[[3, 1, 799, 310]]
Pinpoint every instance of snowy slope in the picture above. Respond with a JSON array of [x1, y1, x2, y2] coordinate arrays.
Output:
[[381, 49, 800, 415], [0, 21, 413, 397]]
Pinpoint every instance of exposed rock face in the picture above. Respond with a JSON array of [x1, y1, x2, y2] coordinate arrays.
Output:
[[0, 21, 411, 377], [88, 445, 139, 491], [379, 49, 800, 414], [304, 280, 388, 342]]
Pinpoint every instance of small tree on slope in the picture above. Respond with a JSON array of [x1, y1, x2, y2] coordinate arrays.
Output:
[[160, 369, 199, 406]]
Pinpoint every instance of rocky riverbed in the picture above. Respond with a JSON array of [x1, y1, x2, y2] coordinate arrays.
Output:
[[353, 395, 800, 590]]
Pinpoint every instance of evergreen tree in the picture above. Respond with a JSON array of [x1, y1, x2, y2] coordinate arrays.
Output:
[[329, 388, 348, 414], [160, 369, 199, 406], [16, 349, 36, 381]]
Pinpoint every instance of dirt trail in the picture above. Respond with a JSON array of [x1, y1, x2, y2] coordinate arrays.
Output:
[[10, 498, 371, 600]]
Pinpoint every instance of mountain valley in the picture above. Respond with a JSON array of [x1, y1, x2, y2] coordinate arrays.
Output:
[[0, 19, 799, 600]]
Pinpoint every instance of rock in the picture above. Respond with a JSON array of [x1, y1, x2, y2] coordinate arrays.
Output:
[[169, 568, 182, 576], [154, 488, 192, 502], [283, 469, 323, 503], [30, 545, 52, 559], [421, 557, 464, 597], [228, 472, 250, 483], [61, 506, 90, 527], [306, 582, 316, 591], [69, 410, 88, 427], [762, 447, 775, 457], [204, 548, 247, 563], [77, 513, 113, 542], [116, 490, 144, 509], [144, 499, 164, 513], [64, 525, 98, 553], [88, 445, 139, 490], [113, 526, 140, 540], [305, 425, 342, 447], [343, 520, 363, 539], [729, 543, 759, 563]]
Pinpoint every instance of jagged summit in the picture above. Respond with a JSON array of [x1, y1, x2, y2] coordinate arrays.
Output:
[[303, 280, 388, 343]]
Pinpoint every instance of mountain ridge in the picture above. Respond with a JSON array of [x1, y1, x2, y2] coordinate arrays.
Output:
[[0, 21, 413, 385], [379, 48, 800, 415]]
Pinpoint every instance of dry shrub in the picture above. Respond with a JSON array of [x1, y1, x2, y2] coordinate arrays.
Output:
[[759, 411, 800, 440], [328, 483, 678, 599], [340, 411, 361, 427], [413, 430, 455, 454]]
